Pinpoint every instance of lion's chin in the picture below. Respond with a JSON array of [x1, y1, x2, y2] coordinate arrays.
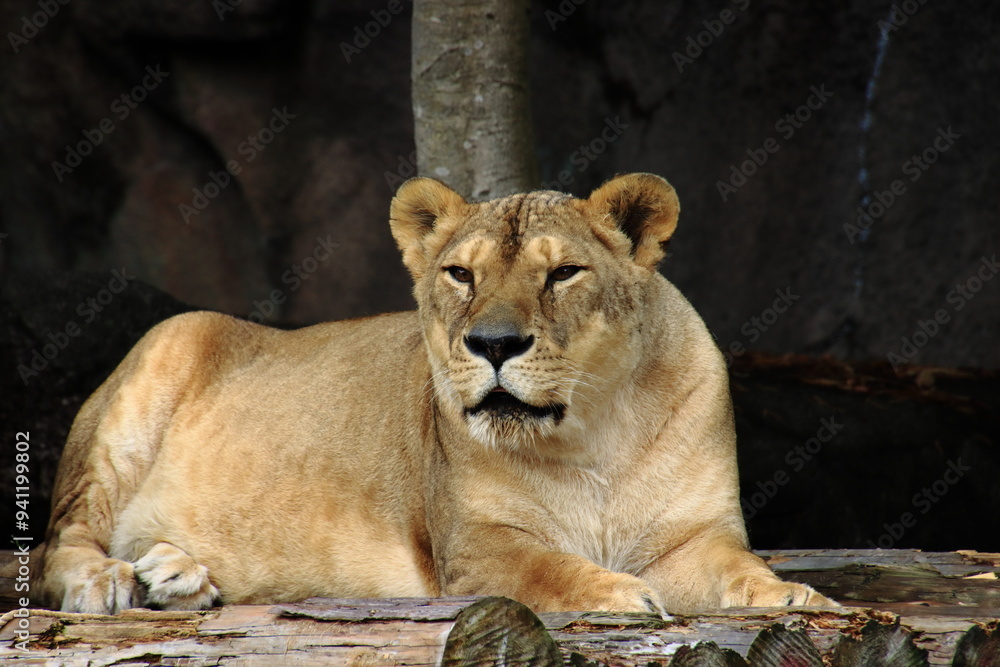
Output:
[[465, 392, 566, 450]]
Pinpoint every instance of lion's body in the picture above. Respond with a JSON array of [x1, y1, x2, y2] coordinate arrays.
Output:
[[35, 174, 833, 614], [93, 312, 436, 603]]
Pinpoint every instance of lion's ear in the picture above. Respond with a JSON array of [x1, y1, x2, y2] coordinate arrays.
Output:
[[587, 173, 680, 269], [390, 177, 468, 279]]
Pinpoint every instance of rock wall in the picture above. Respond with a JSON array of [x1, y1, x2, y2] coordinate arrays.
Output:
[[2, 0, 996, 366], [532, 0, 999, 370]]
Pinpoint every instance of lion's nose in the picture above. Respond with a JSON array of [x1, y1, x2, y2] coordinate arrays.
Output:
[[465, 326, 534, 371]]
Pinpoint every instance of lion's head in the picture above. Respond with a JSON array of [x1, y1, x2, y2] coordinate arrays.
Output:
[[390, 174, 680, 456]]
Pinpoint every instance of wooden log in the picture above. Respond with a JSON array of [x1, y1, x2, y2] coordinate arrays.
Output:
[[0, 602, 997, 665], [0, 596, 564, 666], [544, 608, 1000, 667], [1, 549, 998, 665], [758, 549, 1000, 609]]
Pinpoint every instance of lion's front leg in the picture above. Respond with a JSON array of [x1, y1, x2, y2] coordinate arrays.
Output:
[[639, 534, 837, 612], [439, 526, 668, 616], [721, 566, 834, 608]]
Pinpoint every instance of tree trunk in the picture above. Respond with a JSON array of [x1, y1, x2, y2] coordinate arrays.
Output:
[[411, 0, 538, 201]]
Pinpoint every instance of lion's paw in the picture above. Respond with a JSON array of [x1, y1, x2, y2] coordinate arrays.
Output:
[[134, 542, 220, 610], [591, 573, 669, 618], [725, 576, 839, 608], [61, 558, 141, 614]]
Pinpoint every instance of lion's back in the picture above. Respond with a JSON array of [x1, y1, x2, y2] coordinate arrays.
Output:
[[123, 308, 430, 470]]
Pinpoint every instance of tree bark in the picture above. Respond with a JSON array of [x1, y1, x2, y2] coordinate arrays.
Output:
[[411, 0, 538, 201]]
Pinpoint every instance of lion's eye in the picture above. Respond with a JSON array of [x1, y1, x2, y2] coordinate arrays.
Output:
[[446, 266, 474, 284], [549, 265, 583, 282]]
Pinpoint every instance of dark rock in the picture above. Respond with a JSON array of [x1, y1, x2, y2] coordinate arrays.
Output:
[[732, 353, 1000, 551], [0, 271, 193, 540]]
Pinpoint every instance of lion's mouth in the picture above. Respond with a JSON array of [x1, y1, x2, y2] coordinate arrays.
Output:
[[467, 390, 565, 423]]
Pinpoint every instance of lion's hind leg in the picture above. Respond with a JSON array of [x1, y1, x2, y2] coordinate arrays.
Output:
[[47, 543, 142, 614], [36, 412, 150, 615], [36, 312, 240, 614], [134, 542, 219, 610], [42, 539, 220, 613]]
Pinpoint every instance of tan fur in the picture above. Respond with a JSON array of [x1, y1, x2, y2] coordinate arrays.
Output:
[[34, 173, 835, 615]]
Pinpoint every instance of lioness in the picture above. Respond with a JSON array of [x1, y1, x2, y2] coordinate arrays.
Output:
[[35, 173, 832, 615]]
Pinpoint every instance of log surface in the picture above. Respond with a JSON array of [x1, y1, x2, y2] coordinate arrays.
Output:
[[1, 549, 998, 665]]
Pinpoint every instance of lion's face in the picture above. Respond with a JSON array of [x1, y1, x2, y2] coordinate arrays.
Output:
[[390, 174, 680, 454], [419, 192, 645, 451]]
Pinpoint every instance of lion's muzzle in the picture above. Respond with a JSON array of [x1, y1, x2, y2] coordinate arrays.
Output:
[[462, 321, 566, 429], [464, 324, 534, 371]]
